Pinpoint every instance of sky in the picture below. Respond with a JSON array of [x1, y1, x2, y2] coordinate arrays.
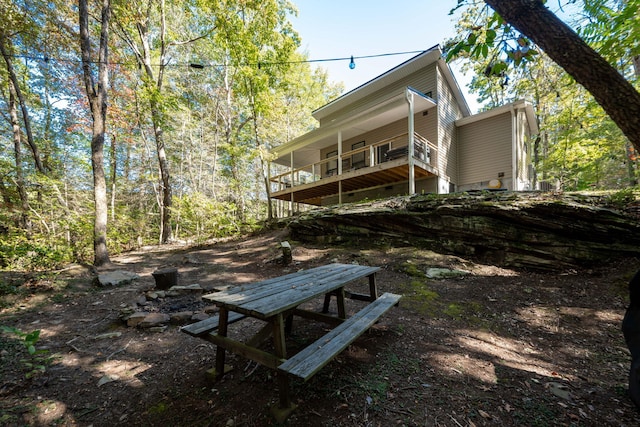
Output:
[[288, 1, 480, 111]]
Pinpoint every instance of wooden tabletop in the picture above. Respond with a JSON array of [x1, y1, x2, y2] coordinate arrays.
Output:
[[203, 263, 380, 319]]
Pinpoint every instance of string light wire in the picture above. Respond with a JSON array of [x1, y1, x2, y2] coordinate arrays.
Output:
[[8, 48, 429, 69]]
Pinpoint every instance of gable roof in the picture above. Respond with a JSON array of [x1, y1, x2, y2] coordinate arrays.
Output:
[[312, 45, 471, 121]]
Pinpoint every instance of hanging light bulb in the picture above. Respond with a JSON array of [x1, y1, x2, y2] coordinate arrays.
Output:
[[349, 56, 356, 70]]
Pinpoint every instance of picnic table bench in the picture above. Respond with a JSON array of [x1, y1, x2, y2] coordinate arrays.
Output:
[[180, 263, 401, 422]]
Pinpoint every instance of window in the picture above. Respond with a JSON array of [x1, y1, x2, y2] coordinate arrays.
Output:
[[351, 141, 365, 169], [326, 150, 338, 175], [378, 143, 390, 163]]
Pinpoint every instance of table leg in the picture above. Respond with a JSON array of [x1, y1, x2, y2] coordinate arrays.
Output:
[[270, 313, 297, 422], [214, 307, 229, 379], [285, 313, 294, 335], [322, 293, 331, 313], [336, 287, 346, 319], [368, 273, 378, 301]]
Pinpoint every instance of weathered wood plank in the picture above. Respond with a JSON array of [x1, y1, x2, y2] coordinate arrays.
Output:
[[202, 264, 343, 302], [292, 308, 344, 327], [180, 311, 246, 337], [278, 292, 401, 381], [204, 333, 285, 370], [241, 267, 380, 318], [204, 264, 379, 310]]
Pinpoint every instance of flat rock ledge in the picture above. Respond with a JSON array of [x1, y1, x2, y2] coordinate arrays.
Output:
[[95, 270, 140, 286], [284, 191, 640, 271]]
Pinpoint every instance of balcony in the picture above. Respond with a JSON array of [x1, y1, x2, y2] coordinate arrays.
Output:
[[270, 132, 438, 206]]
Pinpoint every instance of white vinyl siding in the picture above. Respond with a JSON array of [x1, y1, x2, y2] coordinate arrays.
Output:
[[318, 63, 438, 127], [436, 65, 464, 183], [457, 112, 512, 186], [342, 111, 437, 153]]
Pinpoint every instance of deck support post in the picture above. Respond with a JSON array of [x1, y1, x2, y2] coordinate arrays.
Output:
[[289, 152, 294, 215], [338, 131, 343, 205], [406, 89, 416, 195]]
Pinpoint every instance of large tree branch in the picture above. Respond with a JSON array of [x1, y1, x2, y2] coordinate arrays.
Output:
[[484, 0, 640, 152]]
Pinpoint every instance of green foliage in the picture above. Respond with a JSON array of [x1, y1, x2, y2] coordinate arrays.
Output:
[[448, 0, 640, 191], [0, 234, 72, 271], [0, 0, 352, 265], [446, 2, 539, 70], [607, 187, 639, 209], [0, 326, 52, 378], [578, 0, 640, 75], [173, 193, 246, 242]]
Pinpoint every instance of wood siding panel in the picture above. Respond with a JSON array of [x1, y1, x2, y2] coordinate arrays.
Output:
[[457, 112, 512, 185], [318, 63, 438, 127]]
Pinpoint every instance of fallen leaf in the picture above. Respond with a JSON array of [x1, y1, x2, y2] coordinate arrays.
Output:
[[478, 409, 491, 419], [97, 375, 118, 387], [546, 382, 572, 400]]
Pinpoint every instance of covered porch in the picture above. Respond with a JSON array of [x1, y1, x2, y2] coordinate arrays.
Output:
[[269, 87, 438, 208]]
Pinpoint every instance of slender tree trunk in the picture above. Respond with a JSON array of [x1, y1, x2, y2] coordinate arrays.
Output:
[[0, 36, 45, 174], [79, 0, 111, 266], [149, 99, 172, 243], [110, 135, 117, 221], [8, 80, 32, 235], [484, 0, 640, 152]]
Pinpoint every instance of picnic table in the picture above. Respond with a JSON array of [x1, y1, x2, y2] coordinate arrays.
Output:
[[181, 263, 401, 421]]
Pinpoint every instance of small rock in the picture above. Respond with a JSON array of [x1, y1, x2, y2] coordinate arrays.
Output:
[[126, 312, 148, 327], [183, 254, 203, 264], [191, 312, 209, 322], [138, 313, 170, 328], [146, 292, 159, 300], [96, 270, 140, 287], [170, 311, 195, 324], [167, 284, 203, 296], [203, 305, 218, 314], [148, 326, 168, 333], [94, 332, 122, 340], [425, 268, 470, 279], [136, 295, 148, 306], [119, 305, 136, 317]]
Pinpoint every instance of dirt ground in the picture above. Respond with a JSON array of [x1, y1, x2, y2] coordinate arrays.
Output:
[[1, 228, 640, 427]]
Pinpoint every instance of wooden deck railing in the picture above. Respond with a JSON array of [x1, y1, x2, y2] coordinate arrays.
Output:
[[270, 132, 437, 193]]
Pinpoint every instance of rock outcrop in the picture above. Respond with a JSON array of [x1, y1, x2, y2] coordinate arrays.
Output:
[[285, 191, 640, 270]]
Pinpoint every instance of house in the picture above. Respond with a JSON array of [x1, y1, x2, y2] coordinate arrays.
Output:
[[268, 45, 538, 212]]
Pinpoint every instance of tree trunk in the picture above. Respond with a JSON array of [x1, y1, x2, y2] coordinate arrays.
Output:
[[110, 135, 117, 221], [0, 36, 45, 174], [79, 0, 111, 266], [484, 0, 640, 152], [8, 80, 32, 235], [150, 98, 172, 243]]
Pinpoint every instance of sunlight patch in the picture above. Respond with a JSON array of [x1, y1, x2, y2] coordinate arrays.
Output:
[[455, 330, 553, 377], [93, 359, 151, 388], [429, 352, 498, 384]]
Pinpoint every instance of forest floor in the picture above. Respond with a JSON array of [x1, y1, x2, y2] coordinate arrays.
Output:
[[1, 227, 640, 426]]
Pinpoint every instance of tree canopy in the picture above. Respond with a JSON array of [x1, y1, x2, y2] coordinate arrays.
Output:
[[447, 0, 639, 190], [0, 0, 637, 269]]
